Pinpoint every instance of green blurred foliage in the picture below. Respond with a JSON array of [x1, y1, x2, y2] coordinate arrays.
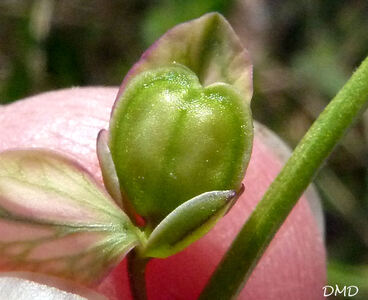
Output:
[[0, 0, 234, 104], [141, 0, 232, 46], [0, 0, 367, 298]]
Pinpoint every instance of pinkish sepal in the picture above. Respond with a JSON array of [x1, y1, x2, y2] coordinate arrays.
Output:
[[112, 12, 253, 115]]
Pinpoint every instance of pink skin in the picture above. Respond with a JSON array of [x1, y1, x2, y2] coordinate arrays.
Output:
[[0, 87, 326, 299]]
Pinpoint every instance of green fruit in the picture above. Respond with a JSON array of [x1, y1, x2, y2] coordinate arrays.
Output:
[[109, 63, 253, 225]]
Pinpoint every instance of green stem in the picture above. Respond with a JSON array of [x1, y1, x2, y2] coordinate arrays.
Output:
[[127, 250, 149, 300], [199, 56, 368, 300]]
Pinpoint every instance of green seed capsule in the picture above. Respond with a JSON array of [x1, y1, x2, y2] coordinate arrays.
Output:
[[109, 63, 253, 225]]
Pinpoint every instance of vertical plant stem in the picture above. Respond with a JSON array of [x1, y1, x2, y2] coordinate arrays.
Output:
[[127, 250, 149, 300], [199, 55, 368, 300]]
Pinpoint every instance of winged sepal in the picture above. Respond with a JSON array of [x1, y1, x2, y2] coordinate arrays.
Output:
[[0, 149, 140, 284], [142, 189, 239, 258], [113, 12, 253, 110]]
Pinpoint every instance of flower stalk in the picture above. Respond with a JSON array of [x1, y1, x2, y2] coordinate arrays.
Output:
[[127, 250, 150, 300]]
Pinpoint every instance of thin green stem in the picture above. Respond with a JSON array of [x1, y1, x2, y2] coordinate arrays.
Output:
[[127, 250, 150, 300], [199, 55, 368, 300]]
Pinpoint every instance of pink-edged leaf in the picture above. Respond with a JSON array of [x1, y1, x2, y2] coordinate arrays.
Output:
[[0, 149, 139, 284], [113, 12, 252, 113]]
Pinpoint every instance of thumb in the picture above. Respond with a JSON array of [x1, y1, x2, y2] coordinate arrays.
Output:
[[0, 87, 326, 300]]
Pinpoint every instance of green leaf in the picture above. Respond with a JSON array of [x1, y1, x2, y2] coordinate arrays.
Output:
[[116, 12, 252, 105], [109, 64, 253, 224], [142, 189, 241, 258], [0, 149, 139, 284]]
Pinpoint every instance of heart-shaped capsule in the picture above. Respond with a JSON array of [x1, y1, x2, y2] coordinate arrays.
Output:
[[108, 63, 252, 225]]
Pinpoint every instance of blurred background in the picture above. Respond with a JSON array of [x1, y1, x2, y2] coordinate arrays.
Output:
[[0, 0, 367, 298]]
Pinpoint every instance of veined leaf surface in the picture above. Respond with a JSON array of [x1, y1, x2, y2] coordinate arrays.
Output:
[[0, 149, 139, 284]]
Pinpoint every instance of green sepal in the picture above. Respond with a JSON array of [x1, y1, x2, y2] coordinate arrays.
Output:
[[142, 189, 242, 258], [97, 129, 123, 208]]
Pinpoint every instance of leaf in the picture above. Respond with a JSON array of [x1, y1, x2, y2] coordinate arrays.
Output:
[[113, 12, 252, 113], [0, 149, 139, 284], [143, 189, 241, 258], [96, 129, 123, 208]]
